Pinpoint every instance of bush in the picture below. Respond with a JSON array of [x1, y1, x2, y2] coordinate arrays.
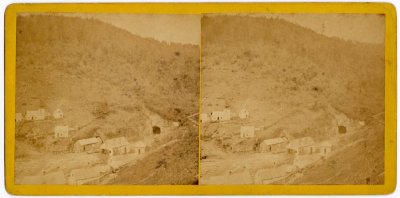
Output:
[[92, 102, 112, 119]]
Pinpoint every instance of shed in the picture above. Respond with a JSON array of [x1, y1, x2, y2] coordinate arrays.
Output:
[[287, 137, 315, 155], [239, 109, 249, 119], [53, 108, 64, 119], [240, 126, 255, 138], [73, 137, 102, 153], [100, 137, 130, 155], [55, 125, 69, 138], [259, 137, 288, 153]]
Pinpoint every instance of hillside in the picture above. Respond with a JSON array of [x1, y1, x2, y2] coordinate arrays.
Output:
[[17, 15, 199, 121], [201, 15, 384, 184], [202, 15, 384, 120], [15, 15, 199, 184], [110, 124, 199, 184]]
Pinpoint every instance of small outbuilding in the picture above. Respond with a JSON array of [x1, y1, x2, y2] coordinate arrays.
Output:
[[53, 108, 64, 119], [240, 126, 255, 138], [239, 109, 249, 119], [54, 125, 69, 138]]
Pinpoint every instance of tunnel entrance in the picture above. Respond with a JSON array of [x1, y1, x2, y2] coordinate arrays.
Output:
[[152, 126, 161, 135], [338, 125, 347, 134]]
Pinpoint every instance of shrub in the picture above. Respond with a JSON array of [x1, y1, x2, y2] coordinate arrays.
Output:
[[92, 102, 112, 119]]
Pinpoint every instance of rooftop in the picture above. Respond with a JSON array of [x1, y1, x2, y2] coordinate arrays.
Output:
[[76, 137, 102, 146], [261, 137, 287, 146], [131, 141, 146, 148]]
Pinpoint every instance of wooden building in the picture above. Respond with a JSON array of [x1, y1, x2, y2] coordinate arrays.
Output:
[[73, 137, 102, 153], [259, 137, 288, 153]]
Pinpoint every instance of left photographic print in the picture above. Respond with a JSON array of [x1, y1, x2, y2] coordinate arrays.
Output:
[[14, 13, 200, 185]]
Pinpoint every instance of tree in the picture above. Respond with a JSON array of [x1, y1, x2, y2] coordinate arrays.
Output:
[[92, 102, 112, 119]]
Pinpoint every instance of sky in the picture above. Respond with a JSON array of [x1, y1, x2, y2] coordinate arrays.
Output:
[[262, 13, 385, 44], [23, 13, 384, 45], [67, 13, 201, 45], [84, 13, 385, 45]]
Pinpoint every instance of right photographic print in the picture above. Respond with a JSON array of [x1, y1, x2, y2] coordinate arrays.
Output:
[[200, 14, 385, 185]]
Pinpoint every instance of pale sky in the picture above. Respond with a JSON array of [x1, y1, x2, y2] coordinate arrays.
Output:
[[258, 14, 385, 44], [22, 13, 384, 45], [51, 13, 201, 45]]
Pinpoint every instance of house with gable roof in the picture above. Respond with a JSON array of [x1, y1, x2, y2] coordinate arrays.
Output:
[[100, 137, 130, 156], [130, 141, 146, 155], [73, 137, 102, 153], [259, 137, 288, 153], [286, 136, 315, 155]]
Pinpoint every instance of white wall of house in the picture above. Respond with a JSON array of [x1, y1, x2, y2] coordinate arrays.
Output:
[[210, 109, 231, 121], [200, 113, 209, 123], [26, 109, 46, 121], [239, 109, 249, 119], [55, 126, 69, 138], [240, 126, 255, 138], [53, 109, 64, 119]]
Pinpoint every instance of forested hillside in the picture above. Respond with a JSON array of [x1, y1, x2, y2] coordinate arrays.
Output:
[[15, 15, 199, 184]]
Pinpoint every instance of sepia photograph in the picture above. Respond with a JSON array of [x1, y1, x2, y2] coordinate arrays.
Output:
[[4, 2, 397, 196], [14, 13, 200, 185], [200, 14, 385, 185]]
